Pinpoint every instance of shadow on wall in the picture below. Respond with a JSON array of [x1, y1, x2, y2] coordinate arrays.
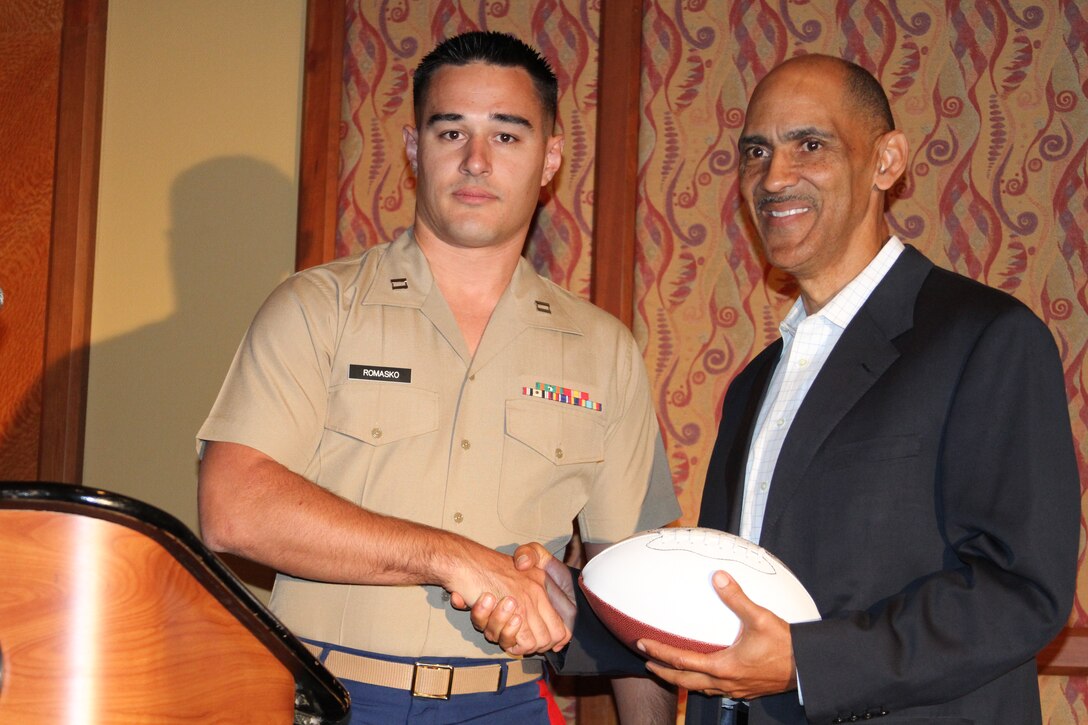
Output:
[[81, 155, 297, 597]]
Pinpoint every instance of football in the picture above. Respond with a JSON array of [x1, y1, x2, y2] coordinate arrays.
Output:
[[579, 527, 820, 653]]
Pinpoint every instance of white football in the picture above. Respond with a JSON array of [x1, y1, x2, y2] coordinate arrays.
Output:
[[579, 527, 820, 653]]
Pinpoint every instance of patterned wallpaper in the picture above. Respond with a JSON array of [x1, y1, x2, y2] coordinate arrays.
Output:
[[338, 1, 1088, 721]]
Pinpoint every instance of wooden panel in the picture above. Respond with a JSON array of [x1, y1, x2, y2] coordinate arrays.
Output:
[[578, 1, 644, 721], [589, 0, 642, 329], [296, 0, 344, 271], [0, 0, 64, 480], [1038, 627, 1088, 676], [38, 0, 107, 483], [0, 0, 103, 484], [0, 509, 295, 722]]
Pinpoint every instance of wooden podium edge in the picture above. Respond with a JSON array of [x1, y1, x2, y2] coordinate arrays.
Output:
[[0, 482, 350, 722]]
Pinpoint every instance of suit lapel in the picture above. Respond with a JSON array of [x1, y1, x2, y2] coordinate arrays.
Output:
[[760, 246, 934, 539], [699, 341, 781, 533], [726, 348, 779, 533]]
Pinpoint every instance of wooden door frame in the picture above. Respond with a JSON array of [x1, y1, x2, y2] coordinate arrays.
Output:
[[38, 0, 107, 483], [295, 0, 343, 271]]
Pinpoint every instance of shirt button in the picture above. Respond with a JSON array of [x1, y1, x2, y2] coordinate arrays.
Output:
[[453, 512, 463, 523], [371, 427, 382, 439], [555, 448, 564, 460], [759, 482, 769, 492], [775, 418, 784, 427], [798, 358, 809, 367], [441, 591, 451, 601], [461, 439, 471, 450], [468, 373, 476, 381]]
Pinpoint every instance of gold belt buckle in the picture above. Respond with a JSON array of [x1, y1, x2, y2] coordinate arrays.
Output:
[[411, 662, 454, 699]]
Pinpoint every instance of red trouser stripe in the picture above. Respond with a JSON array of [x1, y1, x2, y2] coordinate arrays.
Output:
[[537, 679, 566, 725]]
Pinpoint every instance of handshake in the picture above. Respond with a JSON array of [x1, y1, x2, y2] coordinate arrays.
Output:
[[447, 536, 804, 704], [450, 543, 576, 656]]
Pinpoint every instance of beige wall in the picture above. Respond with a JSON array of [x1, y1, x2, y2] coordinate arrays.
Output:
[[86, 0, 304, 592]]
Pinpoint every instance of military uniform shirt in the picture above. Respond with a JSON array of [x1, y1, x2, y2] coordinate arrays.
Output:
[[198, 230, 680, 658]]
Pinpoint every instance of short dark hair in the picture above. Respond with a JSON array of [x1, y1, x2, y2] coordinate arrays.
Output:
[[412, 31, 559, 129], [842, 60, 895, 134]]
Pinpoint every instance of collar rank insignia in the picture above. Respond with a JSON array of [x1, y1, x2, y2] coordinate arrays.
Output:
[[535, 300, 551, 314], [391, 278, 408, 290], [522, 382, 602, 411]]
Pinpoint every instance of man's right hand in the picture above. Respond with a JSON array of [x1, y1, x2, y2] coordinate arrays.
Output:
[[463, 543, 576, 655], [450, 545, 572, 655]]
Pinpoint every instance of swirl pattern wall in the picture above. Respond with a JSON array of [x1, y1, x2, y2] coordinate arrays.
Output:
[[339, 2, 1088, 721]]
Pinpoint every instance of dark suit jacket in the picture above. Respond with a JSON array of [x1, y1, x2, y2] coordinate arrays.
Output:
[[557, 246, 1079, 724]]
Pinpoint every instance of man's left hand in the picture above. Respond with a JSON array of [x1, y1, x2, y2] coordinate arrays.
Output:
[[641, 571, 797, 700]]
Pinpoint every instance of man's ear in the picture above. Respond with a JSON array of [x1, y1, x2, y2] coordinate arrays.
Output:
[[403, 125, 419, 174], [874, 130, 908, 190], [540, 134, 564, 187]]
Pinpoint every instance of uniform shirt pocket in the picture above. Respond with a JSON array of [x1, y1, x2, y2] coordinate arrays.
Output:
[[505, 397, 605, 464], [325, 383, 439, 446], [499, 398, 605, 540]]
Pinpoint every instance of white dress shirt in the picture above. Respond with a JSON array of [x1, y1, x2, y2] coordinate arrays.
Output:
[[740, 238, 905, 544]]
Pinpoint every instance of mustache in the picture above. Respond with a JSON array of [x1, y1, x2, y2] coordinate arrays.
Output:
[[756, 194, 815, 209]]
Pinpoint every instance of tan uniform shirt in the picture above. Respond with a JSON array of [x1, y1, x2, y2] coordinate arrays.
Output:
[[199, 231, 680, 658]]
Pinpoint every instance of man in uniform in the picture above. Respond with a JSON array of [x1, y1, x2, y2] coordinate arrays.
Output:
[[197, 31, 679, 724]]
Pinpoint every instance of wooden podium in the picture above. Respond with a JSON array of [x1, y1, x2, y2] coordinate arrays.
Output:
[[0, 482, 350, 723]]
